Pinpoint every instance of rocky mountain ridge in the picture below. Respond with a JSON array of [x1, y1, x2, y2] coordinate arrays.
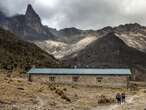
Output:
[[63, 32, 146, 68], [0, 4, 146, 68]]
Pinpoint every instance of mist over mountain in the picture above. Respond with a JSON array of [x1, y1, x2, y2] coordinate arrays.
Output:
[[0, 4, 55, 41], [0, 4, 146, 68]]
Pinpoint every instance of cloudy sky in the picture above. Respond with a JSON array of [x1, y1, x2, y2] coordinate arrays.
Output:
[[0, 0, 146, 30]]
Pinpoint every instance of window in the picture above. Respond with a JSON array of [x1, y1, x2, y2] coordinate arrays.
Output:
[[49, 76, 55, 82], [72, 76, 79, 82], [96, 77, 103, 82], [97, 79, 102, 82]]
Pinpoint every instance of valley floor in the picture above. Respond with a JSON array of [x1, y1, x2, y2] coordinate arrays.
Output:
[[0, 72, 145, 110], [91, 91, 146, 110]]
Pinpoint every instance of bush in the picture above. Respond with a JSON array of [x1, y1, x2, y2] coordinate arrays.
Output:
[[49, 85, 57, 91], [143, 90, 146, 93], [61, 94, 71, 102], [55, 89, 71, 102], [17, 87, 24, 91], [55, 89, 64, 96], [98, 95, 115, 104], [63, 88, 67, 91]]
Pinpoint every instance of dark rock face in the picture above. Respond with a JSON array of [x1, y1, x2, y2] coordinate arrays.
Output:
[[114, 23, 143, 33], [0, 27, 61, 70], [0, 4, 54, 41], [97, 26, 113, 36], [59, 27, 82, 37], [25, 4, 41, 23], [24, 4, 42, 34], [63, 32, 146, 68]]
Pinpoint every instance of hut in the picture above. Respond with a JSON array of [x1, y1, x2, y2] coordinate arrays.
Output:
[[27, 68, 131, 88]]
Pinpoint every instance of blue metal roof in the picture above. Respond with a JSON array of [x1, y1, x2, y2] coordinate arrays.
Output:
[[27, 68, 131, 75]]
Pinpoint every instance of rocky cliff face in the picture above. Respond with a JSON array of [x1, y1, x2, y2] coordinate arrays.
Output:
[[0, 4, 55, 41], [25, 4, 41, 25], [114, 23, 146, 53], [63, 32, 146, 68]]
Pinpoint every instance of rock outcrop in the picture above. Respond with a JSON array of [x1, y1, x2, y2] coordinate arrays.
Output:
[[0, 4, 55, 41]]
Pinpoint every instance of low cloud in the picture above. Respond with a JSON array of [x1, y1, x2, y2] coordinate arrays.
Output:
[[0, 0, 146, 30]]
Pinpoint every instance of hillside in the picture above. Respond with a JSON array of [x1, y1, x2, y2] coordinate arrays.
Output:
[[0, 5, 146, 60], [0, 28, 60, 70], [0, 73, 145, 110], [63, 32, 146, 68]]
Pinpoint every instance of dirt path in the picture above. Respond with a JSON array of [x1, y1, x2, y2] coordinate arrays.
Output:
[[91, 95, 139, 110], [36, 94, 50, 109]]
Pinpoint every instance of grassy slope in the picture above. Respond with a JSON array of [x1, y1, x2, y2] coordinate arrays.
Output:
[[0, 28, 61, 70]]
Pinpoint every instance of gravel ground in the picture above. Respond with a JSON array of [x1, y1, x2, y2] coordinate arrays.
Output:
[[0, 73, 145, 110]]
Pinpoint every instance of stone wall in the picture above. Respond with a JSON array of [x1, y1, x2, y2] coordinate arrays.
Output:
[[30, 75, 128, 88]]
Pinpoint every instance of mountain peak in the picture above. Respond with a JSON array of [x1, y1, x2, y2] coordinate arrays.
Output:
[[99, 32, 125, 46], [25, 4, 41, 21], [59, 27, 82, 36], [25, 4, 35, 15], [120, 23, 141, 28], [27, 4, 33, 9], [25, 4, 41, 26], [115, 23, 143, 33]]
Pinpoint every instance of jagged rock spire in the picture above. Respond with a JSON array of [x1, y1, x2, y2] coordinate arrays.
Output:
[[25, 4, 41, 23], [25, 4, 36, 16], [0, 11, 6, 21]]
